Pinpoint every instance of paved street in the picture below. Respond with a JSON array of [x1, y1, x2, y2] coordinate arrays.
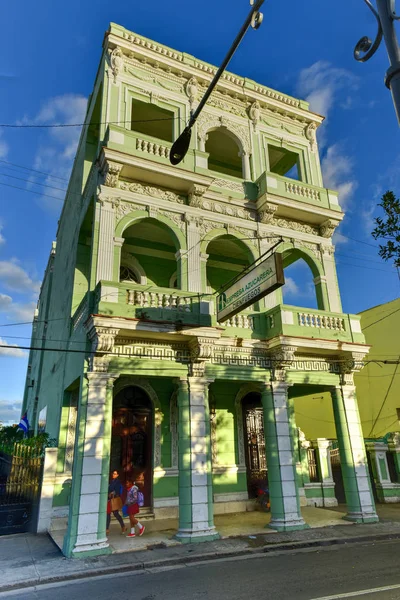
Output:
[[4, 539, 400, 600]]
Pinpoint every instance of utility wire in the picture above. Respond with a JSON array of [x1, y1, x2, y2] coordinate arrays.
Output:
[[0, 159, 69, 182], [369, 359, 400, 436], [362, 307, 400, 330], [0, 117, 181, 129]]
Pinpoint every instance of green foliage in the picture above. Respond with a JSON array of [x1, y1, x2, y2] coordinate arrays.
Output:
[[372, 191, 400, 268], [0, 425, 56, 456]]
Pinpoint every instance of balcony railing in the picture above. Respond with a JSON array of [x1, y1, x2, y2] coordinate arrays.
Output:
[[264, 304, 364, 344], [257, 171, 340, 212]]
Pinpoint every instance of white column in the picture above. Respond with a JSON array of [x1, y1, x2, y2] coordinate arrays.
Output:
[[37, 448, 58, 533], [96, 199, 117, 282], [321, 246, 342, 313], [186, 219, 202, 293], [71, 373, 117, 556], [176, 377, 219, 542], [242, 152, 251, 181]]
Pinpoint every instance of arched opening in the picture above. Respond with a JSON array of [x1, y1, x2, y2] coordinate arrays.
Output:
[[206, 235, 254, 294], [111, 386, 153, 507], [120, 218, 180, 289], [71, 200, 94, 315], [241, 392, 266, 498], [281, 249, 324, 310], [205, 129, 243, 179], [282, 259, 318, 309]]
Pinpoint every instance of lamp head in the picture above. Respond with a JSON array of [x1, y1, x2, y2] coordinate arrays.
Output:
[[169, 126, 192, 165]]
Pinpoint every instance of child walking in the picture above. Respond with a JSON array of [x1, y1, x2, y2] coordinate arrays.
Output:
[[125, 479, 145, 538]]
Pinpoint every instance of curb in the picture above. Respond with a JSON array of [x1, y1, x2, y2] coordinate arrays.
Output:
[[1, 531, 400, 594]]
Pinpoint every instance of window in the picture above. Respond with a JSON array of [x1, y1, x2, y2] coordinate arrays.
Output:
[[268, 145, 300, 180], [131, 99, 174, 142], [120, 265, 139, 283], [205, 129, 243, 178]]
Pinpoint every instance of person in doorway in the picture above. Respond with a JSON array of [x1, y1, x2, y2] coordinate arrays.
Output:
[[106, 470, 126, 535], [125, 479, 145, 538]]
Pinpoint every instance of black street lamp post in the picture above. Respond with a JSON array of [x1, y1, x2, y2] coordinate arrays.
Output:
[[169, 0, 265, 165], [355, 0, 400, 124]]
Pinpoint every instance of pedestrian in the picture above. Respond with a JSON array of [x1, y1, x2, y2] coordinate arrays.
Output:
[[106, 470, 127, 535], [125, 479, 145, 538]]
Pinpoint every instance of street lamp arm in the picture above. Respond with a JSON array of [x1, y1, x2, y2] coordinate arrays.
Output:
[[354, 0, 383, 62]]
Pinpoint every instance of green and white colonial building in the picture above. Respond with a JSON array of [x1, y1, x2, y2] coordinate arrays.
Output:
[[23, 23, 379, 558]]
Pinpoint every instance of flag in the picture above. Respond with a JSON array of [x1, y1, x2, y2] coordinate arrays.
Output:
[[18, 412, 29, 435]]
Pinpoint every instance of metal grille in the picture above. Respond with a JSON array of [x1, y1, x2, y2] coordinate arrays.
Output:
[[307, 448, 320, 482], [0, 444, 43, 535], [245, 408, 267, 474], [387, 451, 399, 483]]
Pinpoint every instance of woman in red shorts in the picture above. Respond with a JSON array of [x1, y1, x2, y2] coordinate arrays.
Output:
[[125, 479, 145, 538]]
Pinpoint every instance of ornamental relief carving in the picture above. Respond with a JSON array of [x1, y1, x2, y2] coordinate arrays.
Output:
[[200, 198, 257, 222], [124, 65, 183, 92], [272, 216, 319, 236], [103, 161, 123, 188], [110, 47, 124, 83], [320, 219, 339, 239], [115, 201, 145, 222], [197, 112, 251, 154], [119, 180, 186, 204]]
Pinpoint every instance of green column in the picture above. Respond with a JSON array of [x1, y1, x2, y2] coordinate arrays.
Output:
[[175, 377, 219, 543], [331, 386, 378, 523], [314, 276, 330, 311], [261, 382, 307, 531]]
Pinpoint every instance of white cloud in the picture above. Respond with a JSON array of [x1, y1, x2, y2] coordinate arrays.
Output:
[[332, 230, 349, 246], [0, 293, 12, 310], [0, 399, 22, 425], [321, 144, 358, 210], [0, 223, 5, 245], [296, 61, 358, 120], [0, 259, 40, 293], [284, 277, 300, 296], [0, 338, 27, 358], [0, 131, 8, 159], [19, 94, 87, 214]]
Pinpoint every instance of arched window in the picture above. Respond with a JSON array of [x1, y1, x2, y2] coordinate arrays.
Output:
[[119, 265, 139, 283], [205, 129, 243, 179]]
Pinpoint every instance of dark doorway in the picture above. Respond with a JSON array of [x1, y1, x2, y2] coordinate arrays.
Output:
[[111, 386, 152, 507], [366, 452, 379, 502], [242, 393, 267, 498], [330, 446, 346, 504]]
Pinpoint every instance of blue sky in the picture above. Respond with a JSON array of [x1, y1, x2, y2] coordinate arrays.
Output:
[[0, 0, 399, 423]]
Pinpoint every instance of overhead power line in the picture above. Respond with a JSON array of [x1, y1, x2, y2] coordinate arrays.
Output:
[[0, 117, 181, 129], [0, 159, 69, 182]]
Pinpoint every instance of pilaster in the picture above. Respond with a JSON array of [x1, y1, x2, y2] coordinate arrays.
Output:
[[96, 196, 119, 283], [312, 438, 337, 507]]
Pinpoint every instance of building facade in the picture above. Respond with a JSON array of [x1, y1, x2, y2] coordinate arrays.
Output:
[[23, 23, 378, 558]]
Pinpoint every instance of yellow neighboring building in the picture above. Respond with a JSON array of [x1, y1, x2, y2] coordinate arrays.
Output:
[[293, 297, 400, 503]]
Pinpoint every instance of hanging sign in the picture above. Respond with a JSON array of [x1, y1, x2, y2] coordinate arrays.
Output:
[[217, 253, 285, 323]]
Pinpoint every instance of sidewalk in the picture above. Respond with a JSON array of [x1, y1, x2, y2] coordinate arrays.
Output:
[[2, 506, 400, 593]]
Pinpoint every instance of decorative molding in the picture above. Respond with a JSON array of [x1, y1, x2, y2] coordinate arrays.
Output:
[[211, 178, 246, 194], [185, 77, 199, 108], [200, 197, 257, 221], [305, 122, 318, 152], [273, 216, 319, 236], [319, 219, 339, 239], [102, 161, 123, 188], [188, 184, 209, 208], [119, 180, 185, 204], [248, 101, 261, 130], [159, 210, 186, 231], [115, 200, 145, 221], [110, 46, 124, 82], [258, 202, 278, 224]]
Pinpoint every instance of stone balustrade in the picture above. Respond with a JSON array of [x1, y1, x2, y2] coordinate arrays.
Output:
[[135, 137, 170, 158], [297, 311, 346, 331], [221, 314, 254, 330], [285, 181, 321, 201], [127, 289, 194, 312]]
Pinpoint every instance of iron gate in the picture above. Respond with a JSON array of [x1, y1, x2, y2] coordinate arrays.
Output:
[[0, 443, 43, 535]]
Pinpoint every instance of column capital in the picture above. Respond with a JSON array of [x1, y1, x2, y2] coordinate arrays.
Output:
[[114, 236, 124, 247], [312, 438, 332, 450], [86, 372, 119, 387]]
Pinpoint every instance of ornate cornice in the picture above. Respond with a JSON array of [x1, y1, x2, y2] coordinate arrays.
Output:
[[102, 160, 123, 188]]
